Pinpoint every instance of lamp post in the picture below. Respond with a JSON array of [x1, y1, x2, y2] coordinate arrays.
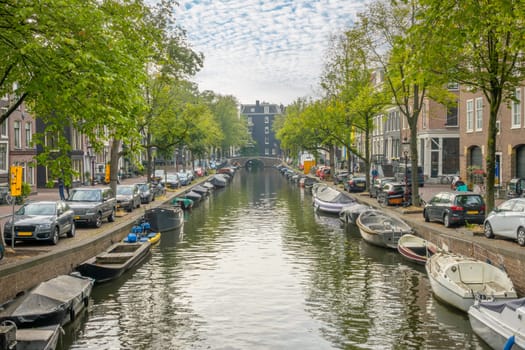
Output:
[[86, 145, 96, 186], [150, 146, 157, 183], [403, 150, 409, 206]]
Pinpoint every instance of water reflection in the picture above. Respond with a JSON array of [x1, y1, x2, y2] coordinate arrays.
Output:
[[63, 169, 488, 349]]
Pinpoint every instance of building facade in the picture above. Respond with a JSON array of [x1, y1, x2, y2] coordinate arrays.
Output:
[[241, 100, 283, 158]]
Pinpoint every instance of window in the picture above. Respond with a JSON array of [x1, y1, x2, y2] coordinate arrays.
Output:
[[0, 143, 7, 172], [475, 97, 483, 131], [264, 116, 269, 124], [0, 109, 7, 137], [250, 107, 255, 113], [264, 135, 269, 144], [466, 100, 474, 132], [512, 88, 521, 128], [14, 120, 21, 148], [447, 82, 459, 90], [264, 126, 269, 134], [496, 120, 501, 135], [422, 102, 427, 129], [25, 122, 32, 147], [264, 148, 269, 155], [446, 102, 458, 126], [264, 106, 269, 114]]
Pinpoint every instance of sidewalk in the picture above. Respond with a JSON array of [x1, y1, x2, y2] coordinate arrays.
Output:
[[0, 176, 148, 220]]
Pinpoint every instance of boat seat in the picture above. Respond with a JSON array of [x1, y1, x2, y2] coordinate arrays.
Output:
[[483, 281, 506, 294], [96, 252, 135, 264]]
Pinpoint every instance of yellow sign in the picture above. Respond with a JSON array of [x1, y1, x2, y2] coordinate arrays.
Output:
[[105, 164, 110, 183], [10, 166, 23, 196]]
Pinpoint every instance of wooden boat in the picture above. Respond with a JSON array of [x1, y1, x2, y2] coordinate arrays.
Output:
[[468, 297, 525, 350], [356, 210, 413, 249], [338, 203, 370, 225], [144, 206, 184, 232], [397, 234, 439, 265], [76, 236, 151, 283], [425, 252, 518, 312], [1, 321, 61, 350], [0, 273, 94, 328], [312, 185, 355, 214]]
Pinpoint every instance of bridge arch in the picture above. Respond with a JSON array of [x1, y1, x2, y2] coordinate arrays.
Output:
[[229, 156, 283, 168]]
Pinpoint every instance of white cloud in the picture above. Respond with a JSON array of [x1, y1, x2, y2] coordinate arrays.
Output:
[[174, 0, 368, 105]]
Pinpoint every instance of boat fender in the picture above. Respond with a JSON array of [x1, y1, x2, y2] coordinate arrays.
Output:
[[126, 233, 138, 243], [503, 335, 515, 350]]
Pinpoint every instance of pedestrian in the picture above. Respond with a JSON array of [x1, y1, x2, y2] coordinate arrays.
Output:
[[58, 178, 65, 200], [451, 175, 461, 190], [371, 167, 379, 181]]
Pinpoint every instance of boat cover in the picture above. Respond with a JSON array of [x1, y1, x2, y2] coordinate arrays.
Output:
[[10, 275, 92, 319], [479, 297, 525, 313], [315, 187, 354, 204]]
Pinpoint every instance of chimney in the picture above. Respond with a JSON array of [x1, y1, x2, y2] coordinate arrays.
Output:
[[256, 100, 259, 106]]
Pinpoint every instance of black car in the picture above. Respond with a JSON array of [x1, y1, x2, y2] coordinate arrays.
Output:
[[377, 182, 410, 206], [3, 200, 76, 245], [423, 191, 485, 227], [369, 177, 396, 198], [66, 187, 117, 228], [343, 176, 366, 192]]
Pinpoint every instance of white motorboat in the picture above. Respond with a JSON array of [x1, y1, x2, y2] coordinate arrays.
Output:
[[468, 297, 525, 350], [312, 185, 355, 214], [355, 210, 412, 249], [426, 252, 517, 312]]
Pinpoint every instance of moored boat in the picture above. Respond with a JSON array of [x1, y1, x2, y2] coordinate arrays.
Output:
[[312, 185, 355, 214], [1, 321, 62, 350], [191, 185, 210, 196], [172, 197, 193, 210], [397, 233, 439, 265], [76, 238, 151, 283], [426, 252, 518, 312], [338, 203, 370, 225], [185, 190, 202, 203], [0, 273, 94, 328], [468, 297, 525, 350], [356, 210, 412, 249], [144, 206, 184, 232]]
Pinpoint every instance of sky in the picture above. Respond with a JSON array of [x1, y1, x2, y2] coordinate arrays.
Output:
[[173, 0, 368, 106]]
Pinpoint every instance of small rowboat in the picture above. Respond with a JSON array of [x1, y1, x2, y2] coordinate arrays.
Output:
[[397, 234, 439, 265]]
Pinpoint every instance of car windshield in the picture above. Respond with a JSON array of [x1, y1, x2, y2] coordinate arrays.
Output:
[[137, 184, 148, 191], [69, 190, 101, 202], [117, 187, 133, 195], [166, 175, 178, 181], [17, 203, 56, 216]]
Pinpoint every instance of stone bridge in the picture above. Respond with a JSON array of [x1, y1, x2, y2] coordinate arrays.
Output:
[[229, 156, 283, 168]]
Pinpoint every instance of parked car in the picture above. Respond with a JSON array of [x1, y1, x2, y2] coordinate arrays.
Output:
[[333, 171, 350, 185], [177, 171, 190, 186], [116, 184, 141, 212], [343, 176, 366, 192], [66, 187, 117, 228], [136, 182, 154, 204], [394, 164, 425, 187], [162, 173, 181, 189], [377, 182, 410, 206], [3, 200, 76, 245], [484, 198, 525, 246], [319, 167, 331, 180], [423, 191, 485, 227], [369, 177, 396, 198], [152, 169, 166, 183]]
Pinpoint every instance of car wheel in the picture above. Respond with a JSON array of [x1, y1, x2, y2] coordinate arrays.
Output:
[[484, 222, 495, 239], [108, 209, 115, 222], [517, 227, 525, 246], [94, 213, 103, 228], [50, 227, 59, 245], [67, 221, 76, 238], [444, 214, 451, 228], [424, 210, 430, 222]]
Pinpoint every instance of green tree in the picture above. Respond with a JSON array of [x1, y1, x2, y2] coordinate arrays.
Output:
[[415, 0, 525, 212]]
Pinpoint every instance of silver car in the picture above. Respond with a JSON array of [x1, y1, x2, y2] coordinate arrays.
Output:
[[3, 200, 76, 245], [484, 198, 525, 246], [116, 184, 141, 212]]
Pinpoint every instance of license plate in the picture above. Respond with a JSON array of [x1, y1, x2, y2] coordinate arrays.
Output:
[[75, 215, 80, 220], [17, 231, 32, 236], [390, 198, 403, 204], [467, 210, 478, 215], [357, 183, 365, 187]]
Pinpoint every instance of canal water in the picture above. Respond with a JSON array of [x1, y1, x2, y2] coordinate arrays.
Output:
[[61, 168, 489, 349]]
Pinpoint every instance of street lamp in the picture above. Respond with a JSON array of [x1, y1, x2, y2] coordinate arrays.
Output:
[[401, 137, 410, 206], [150, 146, 157, 182], [86, 145, 96, 186]]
